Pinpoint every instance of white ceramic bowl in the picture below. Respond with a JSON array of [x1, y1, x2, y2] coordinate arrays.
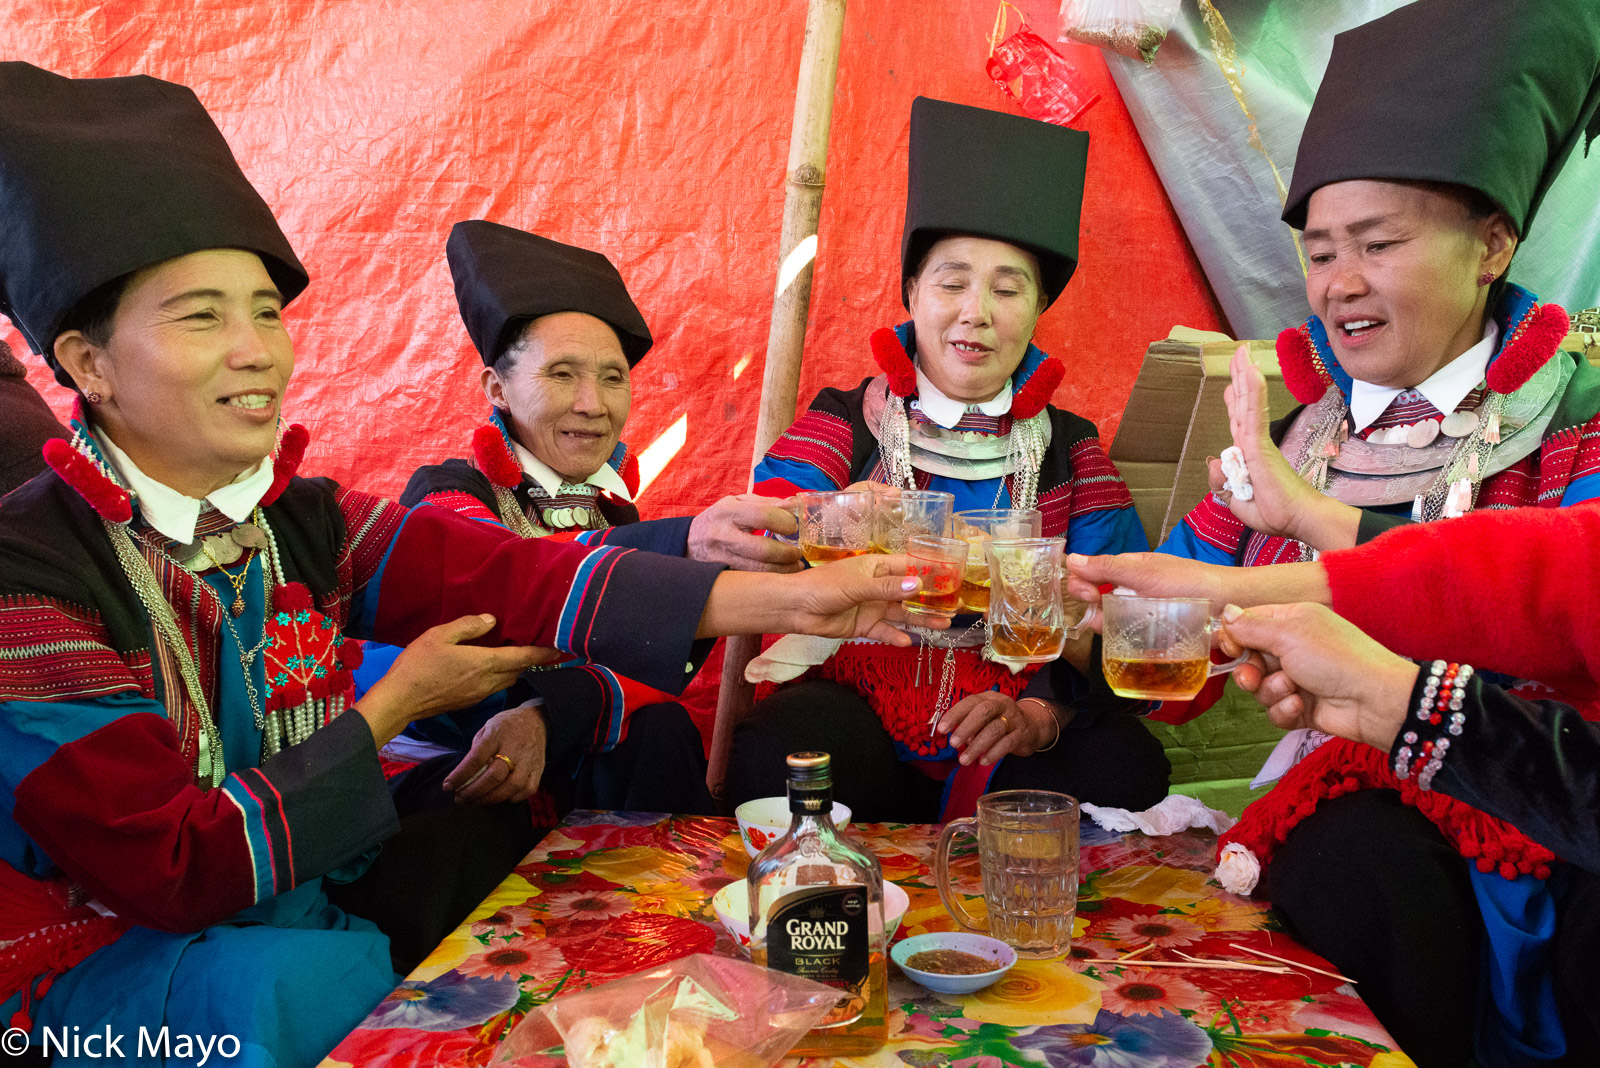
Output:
[[712, 879, 909, 951], [734, 796, 852, 858], [890, 932, 1017, 994]]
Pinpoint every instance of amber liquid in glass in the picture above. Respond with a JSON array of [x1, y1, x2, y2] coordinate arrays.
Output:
[[801, 543, 870, 565], [990, 620, 1066, 660], [958, 577, 991, 613], [1103, 656, 1209, 700]]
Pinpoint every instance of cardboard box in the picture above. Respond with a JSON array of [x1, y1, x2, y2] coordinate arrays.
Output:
[[1109, 328, 1293, 548]]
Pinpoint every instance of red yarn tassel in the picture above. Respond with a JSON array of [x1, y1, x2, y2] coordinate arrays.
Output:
[[620, 453, 640, 498], [1276, 326, 1328, 404], [273, 582, 313, 613], [473, 423, 523, 488], [338, 639, 364, 671], [1011, 357, 1064, 420], [1486, 303, 1569, 395], [871, 328, 917, 397], [261, 424, 308, 506], [43, 439, 132, 523]]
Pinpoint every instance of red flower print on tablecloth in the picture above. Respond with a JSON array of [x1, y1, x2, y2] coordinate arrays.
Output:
[[1101, 913, 1206, 949], [541, 889, 634, 922], [459, 931, 567, 981], [560, 913, 717, 976], [470, 903, 538, 937], [1097, 966, 1209, 1017], [1204, 1029, 1388, 1067], [329, 1025, 477, 1068]]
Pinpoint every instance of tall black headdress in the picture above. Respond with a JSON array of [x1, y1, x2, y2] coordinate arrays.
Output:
[[901, 97, 1089, 308], [1284, 0, 1600, 235], [0, 63, 308, 387], [447, 221, 652, 367]]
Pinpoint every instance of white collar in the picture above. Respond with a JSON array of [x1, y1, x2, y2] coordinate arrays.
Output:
[[509, 438, 633, 502], [1349, 319, 1500, 431], [93, 428, 275, 545], [912, 365, 1013, 430]]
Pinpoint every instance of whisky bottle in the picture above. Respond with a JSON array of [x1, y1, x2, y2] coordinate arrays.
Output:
[[747, 752, 887, 1056]]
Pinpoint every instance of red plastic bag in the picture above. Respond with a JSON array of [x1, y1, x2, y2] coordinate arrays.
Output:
[[986, 7, 1099, 128]]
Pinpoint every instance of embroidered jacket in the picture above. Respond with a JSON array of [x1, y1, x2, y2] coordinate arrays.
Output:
[[749, 326, 1148, 817], [0, 420, 722, 1022], [1156, 287, 1600, 883]]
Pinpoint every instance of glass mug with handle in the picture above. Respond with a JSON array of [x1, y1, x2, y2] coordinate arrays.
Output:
[[983, 537, 1093, 667], [934, 789, 1080, 959], [952, 509, 1042, 613], [795, 489, 874, 565], [1099, 594, 1249, 700]]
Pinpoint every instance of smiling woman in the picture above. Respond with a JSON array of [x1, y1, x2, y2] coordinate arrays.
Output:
[[0, 63, 924, 1067], [1146, 1, 1600, 1063]]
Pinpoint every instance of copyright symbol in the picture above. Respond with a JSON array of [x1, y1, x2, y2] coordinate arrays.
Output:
[[1, 1028, 28, 1056]]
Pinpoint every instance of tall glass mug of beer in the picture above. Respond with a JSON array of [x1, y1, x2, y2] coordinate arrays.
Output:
[[952, 509, 1042, 613], [871, 489, 953, 554], [797, 489, 874, 565], [984, 537, 1091, 666], [1100, 594, 1249, 699], [934, 790, 1079, 958]]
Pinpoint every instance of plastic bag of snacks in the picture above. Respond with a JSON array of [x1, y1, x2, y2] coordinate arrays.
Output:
[[1059, 0, 1182, 64], [495, 954, 838, 1068], [986, 10, 1099, 127]]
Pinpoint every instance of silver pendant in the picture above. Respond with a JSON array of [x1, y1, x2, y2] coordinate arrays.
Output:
[[231, 523, 267, 549]]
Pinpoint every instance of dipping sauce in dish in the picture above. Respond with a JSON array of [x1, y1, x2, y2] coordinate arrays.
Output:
[[903, 949, 997, 975]]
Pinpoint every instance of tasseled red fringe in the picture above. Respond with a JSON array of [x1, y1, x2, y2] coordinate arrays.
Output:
[[1220, 736, 1556, 881], [1486, 303, 1569, 396], [1276, 325, 1328, 405], [1, 865, 130, 1029], [754, 642, 1034, 756], [473, 423, 523, 488], [620, 453, 640, 498], [1011, 357, 1064, 420], [261, 423, 309, 506], [871, 328, 918, 397], [43, 438, 132, 523]]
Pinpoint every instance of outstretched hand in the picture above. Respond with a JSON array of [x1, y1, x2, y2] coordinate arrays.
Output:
[[1218, 602, 1417, 751], [779, 552, 935, 646], [1062, 551, 1230, 617], [688, 494, 805, 573]]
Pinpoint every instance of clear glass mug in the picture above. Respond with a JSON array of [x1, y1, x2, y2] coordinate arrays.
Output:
[[871, 488, 953, 554], [1100, 594, 1249, 700], [983, 537, 1091, 667], [935, 790, 1080, 959], [795, 489, 874, 565], [952, 509, 1043, 613]]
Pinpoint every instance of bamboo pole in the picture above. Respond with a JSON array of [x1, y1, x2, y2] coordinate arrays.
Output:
[[708, 0, 848, 799]]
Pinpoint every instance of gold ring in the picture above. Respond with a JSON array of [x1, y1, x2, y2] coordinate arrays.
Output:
[[495, 754, 515, 772], [998, 713, 1010, 732]]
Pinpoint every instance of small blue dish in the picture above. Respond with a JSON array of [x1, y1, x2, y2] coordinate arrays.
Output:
[[891, 932, 1017, 994]]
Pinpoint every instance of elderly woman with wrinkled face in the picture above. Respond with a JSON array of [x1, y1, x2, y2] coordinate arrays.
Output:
[[723, 97, 1170, 826]]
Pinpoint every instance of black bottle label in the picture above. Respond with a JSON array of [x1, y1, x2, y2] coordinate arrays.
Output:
[[766, 884, 868, 992]]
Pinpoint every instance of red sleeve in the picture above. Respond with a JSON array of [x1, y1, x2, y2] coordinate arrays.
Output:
[[1325, 502, 1600, 697], [13, 709, 396, 932]]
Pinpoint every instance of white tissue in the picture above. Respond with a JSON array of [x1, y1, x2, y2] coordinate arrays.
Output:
[[1081, 793, 1236, 837], [1215, 843, 1262, 895], [1220, 446, 1253, 501], [744, 634, 845, 684]]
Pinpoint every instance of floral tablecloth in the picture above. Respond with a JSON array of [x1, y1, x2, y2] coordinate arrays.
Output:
[[323, 812, 1414, 1068]]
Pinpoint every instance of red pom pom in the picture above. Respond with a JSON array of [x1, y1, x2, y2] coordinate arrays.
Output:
[[1477, 857, 1495, 873], [1277, 326, 1328, 405], [1011, 357, 1065, 420], [1499, 861, 1517, 881], [473, 423, 523, 488], [273, 582, 313, 612], [620, 453, 640, 498], [1486, 303, 1569, 395], [1535, 865, 1552, 880], [1459, 838, 1482, 858], [43, 438, 132, 523], [261, 424, 309, 506], [871, 328, 917, 397], [338, 639, 365, 671]]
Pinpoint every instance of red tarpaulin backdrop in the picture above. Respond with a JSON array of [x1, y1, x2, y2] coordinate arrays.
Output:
[[5, 1, 1223, 733]]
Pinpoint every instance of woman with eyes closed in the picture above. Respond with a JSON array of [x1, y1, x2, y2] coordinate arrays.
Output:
[[1145, 2, 1600, 1064], [724, 97, 1168, 826], [0, 65, 930, 1067]]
